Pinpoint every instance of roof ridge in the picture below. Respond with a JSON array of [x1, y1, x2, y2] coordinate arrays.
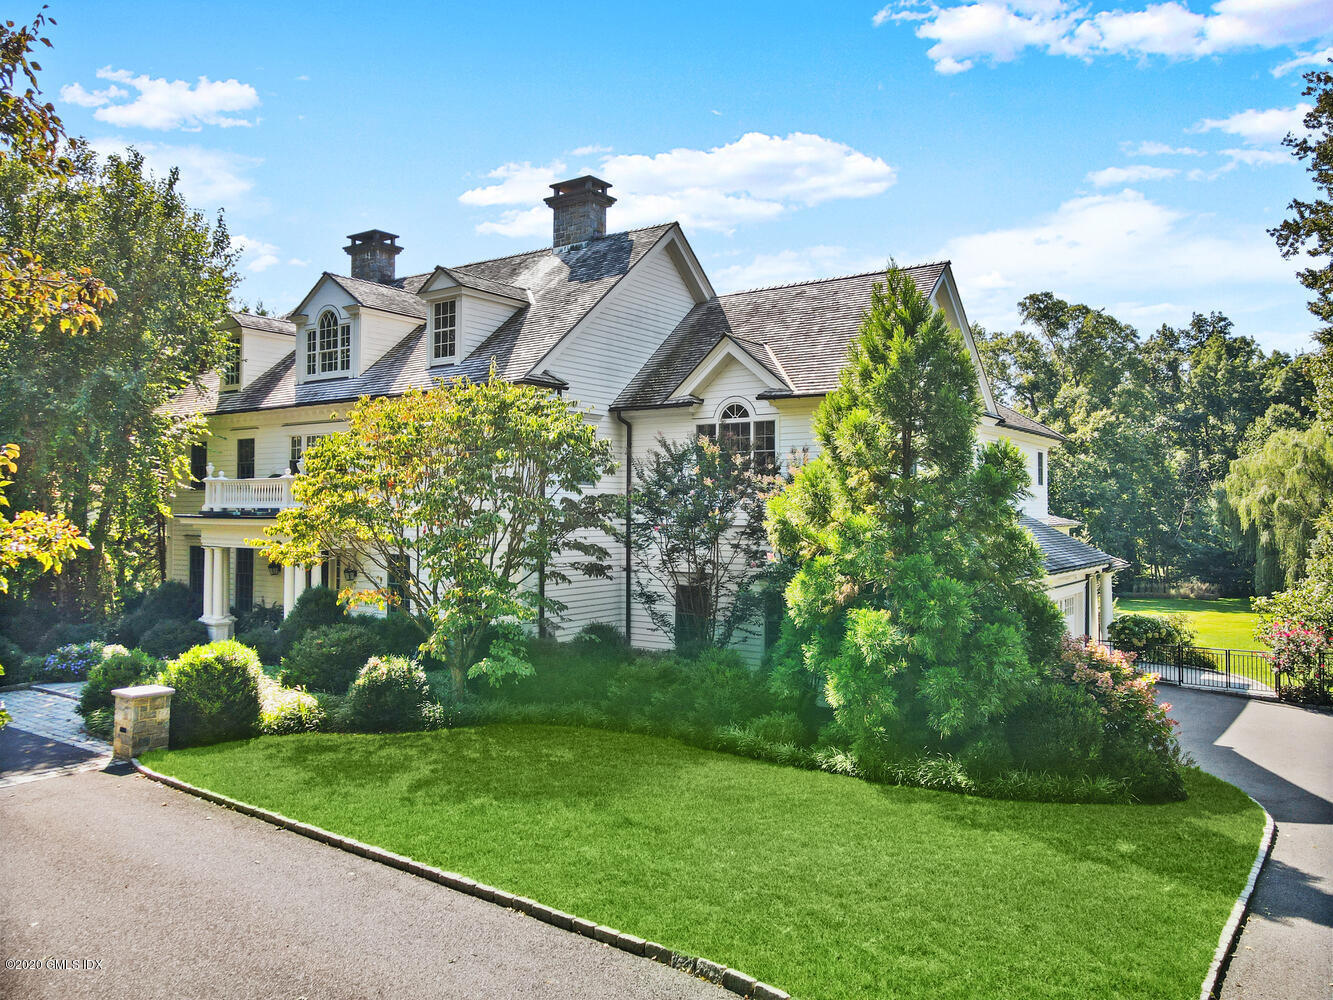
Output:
[[450, 222, 676, 270], [720, 261, 951, 298]]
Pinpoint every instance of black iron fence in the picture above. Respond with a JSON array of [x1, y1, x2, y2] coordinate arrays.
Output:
[[1094, 640, 1332, 703]]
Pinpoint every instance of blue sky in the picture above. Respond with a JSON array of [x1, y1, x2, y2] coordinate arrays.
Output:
[[40, 0, 1333, 353]]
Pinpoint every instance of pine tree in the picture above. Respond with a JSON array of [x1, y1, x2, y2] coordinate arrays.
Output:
[[767, 268, 1063, 750]]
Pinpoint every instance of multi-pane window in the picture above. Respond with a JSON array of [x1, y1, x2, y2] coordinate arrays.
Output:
[[695, 403, 777, 470], [309, 311, 351, 376], [675, 584, 710, 654], [190, 443, 207, 489], [236, 438, 255, 479], [235, 549, 254, 612], [188, 546, 204, 604], [289, 434, 325, 473], [432, 299, 457, 362], [1037, 451, 1045, 487], [221, 334, 241, 389]]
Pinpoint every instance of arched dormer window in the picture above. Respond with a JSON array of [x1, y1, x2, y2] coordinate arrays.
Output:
[[696, 401, 777, 470], [307, 309, 351, 377]]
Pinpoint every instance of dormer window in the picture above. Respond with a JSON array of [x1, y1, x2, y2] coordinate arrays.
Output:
[[432, 299, 457, 363], [307, 310, 351, 377], [697, 403, 777, 470], [221, 333, 241, 390]]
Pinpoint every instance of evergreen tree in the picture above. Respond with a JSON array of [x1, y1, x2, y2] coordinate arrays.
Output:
[[767, 268, 1063, 750]]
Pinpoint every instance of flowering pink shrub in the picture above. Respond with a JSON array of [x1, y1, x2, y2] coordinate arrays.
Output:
[[1046, 636, 1185, 800], [1258, 618, 1332, 703]]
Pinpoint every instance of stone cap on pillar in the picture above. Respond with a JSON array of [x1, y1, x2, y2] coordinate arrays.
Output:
[[111, 684, 176, 700]]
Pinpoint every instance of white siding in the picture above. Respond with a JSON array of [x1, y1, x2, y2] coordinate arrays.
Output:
[[538, 238, 701, 640], [356, 308, 421, 374], [976, 424, 1050, 519], [459, 295, 518, 361], [239, 330, 294, 388]]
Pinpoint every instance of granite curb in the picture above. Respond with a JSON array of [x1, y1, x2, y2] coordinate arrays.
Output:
[[132, 757, 791, 1000], [1200, 798, 1276, 1000]]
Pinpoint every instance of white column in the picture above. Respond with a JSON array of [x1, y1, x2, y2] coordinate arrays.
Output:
[[309, 559, 322, 591], [1100, 572, 1114, 640], [221, 548, 232, 618], [200, 546, 215, 623], [282, 563, 297, 618]]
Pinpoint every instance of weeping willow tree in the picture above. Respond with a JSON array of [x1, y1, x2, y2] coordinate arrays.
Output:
[[1224, 423, 1333, 592]]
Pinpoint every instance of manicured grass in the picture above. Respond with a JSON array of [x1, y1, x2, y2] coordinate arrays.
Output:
[[144, 725, 1263, 1000], [1118, 597, 1265, 650]]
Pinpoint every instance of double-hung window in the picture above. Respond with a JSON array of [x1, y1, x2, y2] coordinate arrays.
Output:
[[696, 403, 777, 470], [307, 311, 351, 376], [289, 434, 325, 473], [221, 334, 241, 390], [432, 299, 458, 363]]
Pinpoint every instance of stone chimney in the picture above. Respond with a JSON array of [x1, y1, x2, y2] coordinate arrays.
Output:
[[344, 229, 402, 284], [544, 176, 615, 248]]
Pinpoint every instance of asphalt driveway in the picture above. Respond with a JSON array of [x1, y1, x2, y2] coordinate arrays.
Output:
[[0, 765, 730, 1000], [1158, 687, 1333, 999]]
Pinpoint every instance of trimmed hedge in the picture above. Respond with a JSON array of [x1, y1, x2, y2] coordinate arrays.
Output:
[[280, 623, 382, 694], [77, 648, 162, 717], [160, 641, 263, 748], [278, 586, 345, 650], [138, 618, 209, 659], [344, 655, 432, 733], [258, 676, 327, 735]]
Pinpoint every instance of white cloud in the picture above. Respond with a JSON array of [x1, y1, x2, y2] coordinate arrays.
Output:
[[1121, 140, 1205, 156], [68, 67, 259, 130], [460, 133, 897, 237], [570, 144, 612, 155], [58, 82, 128, 107], [287, 257, 311, 267], [879, 0, 1333, 73], [1194, 103, 1312, 146], [1272, 45, 1333, 75], [1220, 147, 1293, 167], [1086, 164, 1179, 186], [90, 138, 261, 206], [235, 235, 281, 272], [935, 189, 1293, 333]]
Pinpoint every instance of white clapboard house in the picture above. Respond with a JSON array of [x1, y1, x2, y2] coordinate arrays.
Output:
[[168, 175, 1124, 655]]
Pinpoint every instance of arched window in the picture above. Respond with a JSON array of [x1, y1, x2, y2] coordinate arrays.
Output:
[[307, 310, 351, 376], [696, 402, 777, 470]]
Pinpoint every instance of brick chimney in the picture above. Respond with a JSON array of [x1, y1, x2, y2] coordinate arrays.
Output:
[[344, 229, 402, 284], [544, 176, 615, 248]]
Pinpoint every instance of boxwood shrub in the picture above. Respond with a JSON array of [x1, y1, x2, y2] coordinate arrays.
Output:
[[160, 640, 263, 748], [138, 618, 209, 660], [77, 648, 162, 717], [279, 622, 382, 694], [278, 586, 345, 650], [344, 655, 432, 732], [258, 676, 327, 735]]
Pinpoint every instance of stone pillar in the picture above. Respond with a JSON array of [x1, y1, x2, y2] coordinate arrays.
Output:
[[1100, 572, 1114, 640], [112, 685, 175, 759]]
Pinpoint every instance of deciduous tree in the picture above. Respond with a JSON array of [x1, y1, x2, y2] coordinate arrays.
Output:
[[261, 377, 618, 696]]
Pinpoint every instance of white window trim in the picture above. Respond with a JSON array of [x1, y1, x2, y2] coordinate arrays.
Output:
[[303, 308, 355, 383], [220, 333, 242, 391], [430, 295, 461, 366], [696, 397, 780, 469]]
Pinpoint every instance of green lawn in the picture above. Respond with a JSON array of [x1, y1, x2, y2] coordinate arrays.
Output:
[[1117, 596, 1265, 650], [144, 725, 1263, 1000]]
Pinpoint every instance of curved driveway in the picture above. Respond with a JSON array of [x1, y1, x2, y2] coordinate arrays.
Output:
[[1158, 686, 1333, 999]]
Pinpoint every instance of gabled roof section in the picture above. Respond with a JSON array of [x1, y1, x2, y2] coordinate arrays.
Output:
[[672, 334, 791, 400], [326, 273, 429, 320], [995, 403, 1066, 442], [1021, 515, 1128, 574], [168, 223, 677, 418], [420, 266, 529, 303], [228, 312, 296, 336], [613, 262, 948, 411]]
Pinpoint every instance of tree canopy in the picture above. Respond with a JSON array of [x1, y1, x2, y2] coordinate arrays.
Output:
[[261, 377, 618, 695]]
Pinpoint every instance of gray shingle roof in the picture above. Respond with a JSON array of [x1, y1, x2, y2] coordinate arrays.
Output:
[[230, 312, 296, 335], [612, 263, 948, 411], [1021, 516, 1126, 574], [430, 266, 528, 302], [170, 224, 676, 417], [996, 404, 1065, 442]]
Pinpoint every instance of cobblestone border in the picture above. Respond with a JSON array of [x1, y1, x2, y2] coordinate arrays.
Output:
[[1200, 798, 1276, 1000], [131, 758, 791, 1000]]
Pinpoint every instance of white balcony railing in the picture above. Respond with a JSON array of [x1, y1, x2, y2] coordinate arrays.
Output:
[[201, 465, 298, 512]]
